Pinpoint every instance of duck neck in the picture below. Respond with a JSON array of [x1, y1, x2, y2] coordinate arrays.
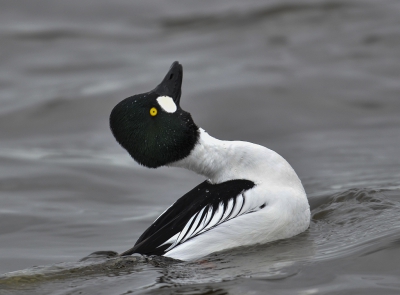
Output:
[[168, 128, 237, 183]]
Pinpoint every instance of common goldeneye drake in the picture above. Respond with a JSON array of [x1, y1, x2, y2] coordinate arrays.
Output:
[[109, 61, 310, 261]]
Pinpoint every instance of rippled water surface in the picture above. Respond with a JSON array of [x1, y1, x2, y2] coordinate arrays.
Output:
[[1, 0, 400, 294]]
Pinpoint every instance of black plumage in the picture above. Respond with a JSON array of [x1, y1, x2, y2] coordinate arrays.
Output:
[[121, 179, 255, 257]]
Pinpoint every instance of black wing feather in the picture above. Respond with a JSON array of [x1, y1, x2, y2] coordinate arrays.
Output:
[[121, 179, 255, 256]]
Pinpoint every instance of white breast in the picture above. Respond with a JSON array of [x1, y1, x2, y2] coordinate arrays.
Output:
[[167, 129, 310, 260]]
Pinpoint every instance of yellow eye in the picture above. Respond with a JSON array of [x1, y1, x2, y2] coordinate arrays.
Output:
[[150, 107, 158, 117]]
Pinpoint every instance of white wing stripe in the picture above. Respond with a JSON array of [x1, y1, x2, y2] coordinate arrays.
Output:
[[191, 207, 208, 238], [221, 198, 234, 222], [157, 232, 179, 248], [178, 213, 197, 242], [181, 208, 204, 243], [228, 194, 243, 221], [203, 202, 224, 232], [199, 206, 213, 232], [164, 191, 260, 252], [167, 213, 196, 250], [197, 203, 222, 235]]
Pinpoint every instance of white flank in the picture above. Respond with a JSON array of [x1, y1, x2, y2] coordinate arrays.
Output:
[[156, 96, 177, 113], [163, 128, 311, 260]]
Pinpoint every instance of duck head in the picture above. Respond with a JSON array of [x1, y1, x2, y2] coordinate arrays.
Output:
[[110, 62, 199, 168]]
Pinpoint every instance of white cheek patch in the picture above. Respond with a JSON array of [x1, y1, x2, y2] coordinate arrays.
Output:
[[156, 96, 177, 113]]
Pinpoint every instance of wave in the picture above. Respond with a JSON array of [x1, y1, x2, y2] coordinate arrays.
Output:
[[1, 186, 399, 294], [161, 1, 348, 29]]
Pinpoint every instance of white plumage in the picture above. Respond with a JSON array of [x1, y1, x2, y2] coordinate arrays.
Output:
[[163, 128, 311, 260], [110, 61, 311, 260]]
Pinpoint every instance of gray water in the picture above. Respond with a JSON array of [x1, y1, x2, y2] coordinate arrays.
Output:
[[1, 0, 400, 294]]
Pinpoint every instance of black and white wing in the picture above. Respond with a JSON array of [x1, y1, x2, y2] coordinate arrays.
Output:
[[121, 179, 256, 257]]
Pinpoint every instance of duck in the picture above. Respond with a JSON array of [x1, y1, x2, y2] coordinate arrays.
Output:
[[109, 61, 310, 261]]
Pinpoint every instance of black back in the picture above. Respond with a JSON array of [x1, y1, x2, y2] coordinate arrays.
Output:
[[121, 179, 255, 256]]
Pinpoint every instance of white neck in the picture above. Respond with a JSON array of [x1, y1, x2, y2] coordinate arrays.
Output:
[[169, 129, 233, 183], [169, 129, 302, 187]]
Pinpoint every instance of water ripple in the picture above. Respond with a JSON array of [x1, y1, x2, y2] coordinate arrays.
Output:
[[161, 1, 349, 29]]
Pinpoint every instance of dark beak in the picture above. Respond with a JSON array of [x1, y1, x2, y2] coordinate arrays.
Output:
[[152, 61, 183, 105]]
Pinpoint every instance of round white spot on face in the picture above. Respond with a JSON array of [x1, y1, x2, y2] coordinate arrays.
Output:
[[156, 96, 177, 113]]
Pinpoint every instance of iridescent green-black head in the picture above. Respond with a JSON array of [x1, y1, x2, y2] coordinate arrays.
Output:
[[110, 62, 199, 168]]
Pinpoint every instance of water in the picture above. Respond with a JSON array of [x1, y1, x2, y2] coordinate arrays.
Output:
[[1, 0, 400, 294]]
